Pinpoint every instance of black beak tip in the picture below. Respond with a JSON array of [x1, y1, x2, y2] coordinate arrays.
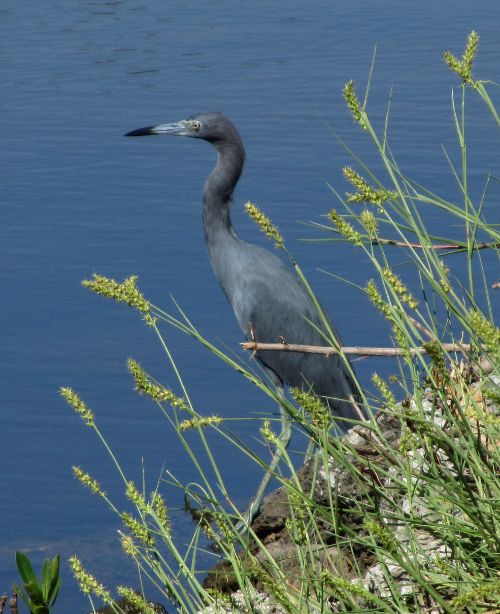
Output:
[[125, 126, 155, 137]]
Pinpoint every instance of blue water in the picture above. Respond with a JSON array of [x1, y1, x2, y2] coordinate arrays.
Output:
[[1, 0, 498, 610]]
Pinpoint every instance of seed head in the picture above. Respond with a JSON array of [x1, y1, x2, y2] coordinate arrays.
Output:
[[151, 491, 170, 534], [364, 518, 398, 556], [60, 387, 94, 427], [468, 309, 500, 354], [320, 572, 377, 602], [450, 580, 500, 612], [260, 418, 278, 445], [371, 373, 396, 408], [73, 466, 106, 497], [365, 279, 391, 318], [444, 31, 480, 85], [127, 358, 189, 409], [69, 556, 112, 602], [359, 209, 378, 236], [178, 415, 223, 431], [382, 267, 419, 309], [245, 202, 284, 248], [121, 512, 155, 547], [343, 80, 366, 128], [126, 481, 150, 514], [120, 533, 138, 556], [343, 167, 396, 210], [290, 388, 330, 429], [328, 210, 363, 247], [117, 587, 157, 614], [82, 274, 154, 324]]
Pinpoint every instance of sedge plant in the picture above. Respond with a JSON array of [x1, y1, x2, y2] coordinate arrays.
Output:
[[62, 32, 498, 613]]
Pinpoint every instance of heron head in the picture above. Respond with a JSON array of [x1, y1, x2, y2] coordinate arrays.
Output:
[[125, 112, 241, 145]]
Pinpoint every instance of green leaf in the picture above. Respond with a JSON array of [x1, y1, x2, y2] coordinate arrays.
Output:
[[15, 551, 38, 586], [48, 578, 61, 607], [47, 557, 61, 607], [47, 555, 60, 600], [24, 579, 44, 606], [41, 559, 51, 602]]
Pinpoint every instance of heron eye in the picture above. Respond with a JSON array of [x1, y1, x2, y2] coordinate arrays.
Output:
[[191, 120, 201, 131]]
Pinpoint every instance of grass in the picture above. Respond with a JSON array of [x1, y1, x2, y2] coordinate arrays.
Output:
[[61, 32, 498, 613]]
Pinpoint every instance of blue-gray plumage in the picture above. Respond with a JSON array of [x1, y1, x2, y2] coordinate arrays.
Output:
[[126, 112, 363, 523]]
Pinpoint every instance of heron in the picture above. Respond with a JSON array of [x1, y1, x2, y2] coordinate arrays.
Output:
[[125, 112, 363, 525]]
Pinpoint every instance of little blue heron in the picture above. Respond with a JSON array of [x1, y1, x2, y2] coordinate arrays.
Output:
[[125, 112, 363, 524]]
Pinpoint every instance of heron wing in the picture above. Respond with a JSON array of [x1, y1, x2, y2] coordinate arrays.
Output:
[[224, 243, 360, 421]]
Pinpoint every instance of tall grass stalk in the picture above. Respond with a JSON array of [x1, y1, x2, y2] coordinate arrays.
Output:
[[63, 32, 498, 613]]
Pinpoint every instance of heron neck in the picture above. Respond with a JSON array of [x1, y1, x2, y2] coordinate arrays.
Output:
[[202, 140, 245, 246]]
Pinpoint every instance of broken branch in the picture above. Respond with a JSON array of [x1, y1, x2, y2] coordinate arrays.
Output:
[[241, 341, 472, 356]]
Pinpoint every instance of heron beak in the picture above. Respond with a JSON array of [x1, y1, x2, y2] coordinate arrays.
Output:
[[125, 121, 188, 137]]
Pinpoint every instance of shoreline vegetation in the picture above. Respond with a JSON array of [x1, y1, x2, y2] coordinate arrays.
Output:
[[50, 32, 499, 613]]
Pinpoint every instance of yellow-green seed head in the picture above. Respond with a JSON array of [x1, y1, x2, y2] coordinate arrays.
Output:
[[126, 480, 142, 503], [343, 80, 365, 128], [285, 516, 307, 545], [284, 484, 308, 544], [328, 209, 363, 247], [422, 341, 447, 374], [73, 466, 106, 497], [127, 358, 189, 409], [178, 415, 223, 431], [117, 587, 157, 614], [364, 518, 398, 556], [371, 373, 396, 408], [359, 210, 378, 236], [398, 429, 419, 453], [121, 512, 155, 547], [444, 31, 479, 85], [69, 556, 112, 601], [463, 31, 480, 72], [126, 481, 150, 515], [120, 533, 138, 556], [382, 267, 419, 309], [60, 387, 95, 427], [365, 279, 391, 318], [343, 167, 396, 208], [439, 265, 451, 293], [260, 418, 278, 445], [82, 274, 152, 321], [391, 323, 409, 352], [290, 388, 330, 429], [245, 202, 284, 248], [205, 588, 232, 604], [210, 511, 234, 540], [320, 572, 377, 602], [151, 491, 170, 534], [450, 580, 500, 612], [468, 309, 500, 355]]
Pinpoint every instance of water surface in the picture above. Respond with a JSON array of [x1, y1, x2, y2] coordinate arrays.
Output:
[[1, 1, 498, 610]]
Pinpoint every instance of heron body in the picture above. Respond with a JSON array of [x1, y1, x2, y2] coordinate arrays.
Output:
[[126, 112, 362, 522]]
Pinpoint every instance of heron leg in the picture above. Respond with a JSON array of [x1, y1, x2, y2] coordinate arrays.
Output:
[[238, 388, 291, 530], [304, 438, 316, 463]]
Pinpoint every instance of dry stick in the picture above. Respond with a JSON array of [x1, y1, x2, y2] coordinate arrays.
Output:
[[372, 238, 500, 250], [241, 341, 471, 356], [349, 393, 367, 421], [408, 316, 435, 340]]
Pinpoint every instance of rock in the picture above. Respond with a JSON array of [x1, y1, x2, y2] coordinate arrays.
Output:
[[202, 366, 498, 612]]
